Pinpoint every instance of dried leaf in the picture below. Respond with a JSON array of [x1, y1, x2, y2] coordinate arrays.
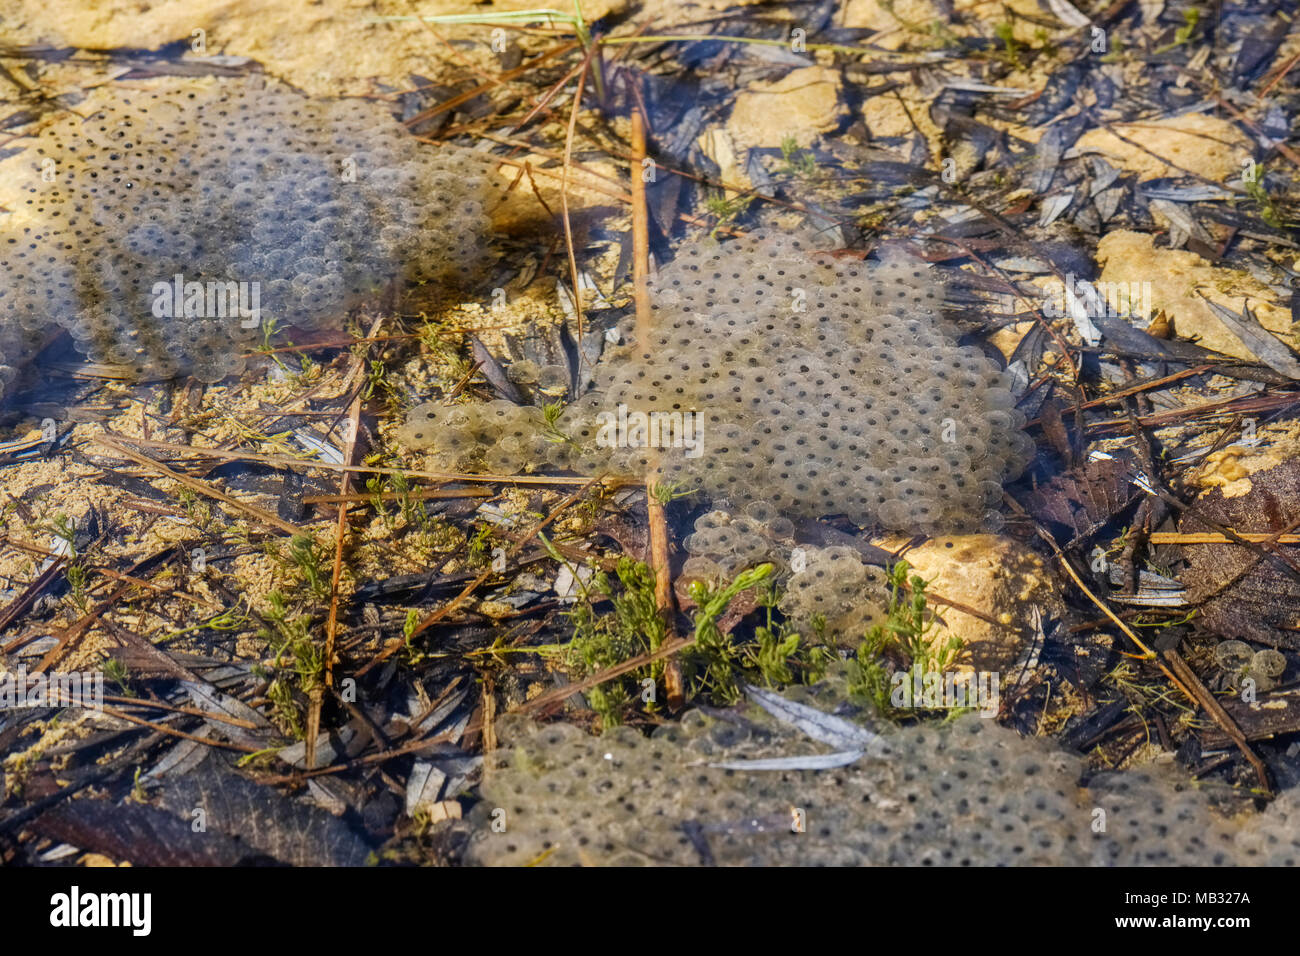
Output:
[[1026, 456, 1143, 541], [156, 762, 372, 866], [743, 684, 887, 754], [707, 751, 865, 771], [1179, 458, 1300, 647], [1197, 294, 1300, 380], [32, 800, 251, 866]]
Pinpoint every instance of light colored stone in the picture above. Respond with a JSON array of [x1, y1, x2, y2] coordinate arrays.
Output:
[[874, 534, 1063, 673], [1195, 419, 1300, 498], [1096, 230, 1292, 361], [842, 0, 940, 48], [726, 65, 846, 151], [861, 94, 916, 139], [1074, 114, 1251, 182]]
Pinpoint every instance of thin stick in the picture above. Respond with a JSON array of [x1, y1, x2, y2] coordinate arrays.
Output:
[[101, 694, 261, 730], [92, 434, 306, 537], [1260, 46, 1300, 97], [93, 434, 612, 486], [302, 488, 494, 505], [1035, 526, 1156, 660], [560, 45, 594, 379], [34, 582, 133, 675], [512, 635, 696, 716], [400, 39, 581, 128], [1163, 648, 1271, 793], [96, 705, 259, 752], [1024, 509, 1272, 791], [310, 390, 363, 769], [1148, 531, 1300, 545], [629, 105, 684, 708]]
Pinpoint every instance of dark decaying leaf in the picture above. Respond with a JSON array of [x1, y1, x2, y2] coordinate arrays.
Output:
[[155, 761, 372, 866], [1059, 698, 1131, 750], [32, 799, 252, 866], [1196, 295, 1300, 380], [21, 757, 374, 866], [352, 568, 481, 605], [1091, 314, 1293, 385], [469, 334, 526, 404], [1233, 19, 1289, 85], [1024, 456, 1143, 542], [1179, 458, 1300, 648]]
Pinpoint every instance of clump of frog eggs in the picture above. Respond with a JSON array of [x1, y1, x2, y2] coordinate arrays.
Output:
[[399, 400, 569, 475], [464, 670, 1299, 866], [399, 230, 1033, 534], [1214, 641, 1287, 692], [677, 510, 891, 645], [0, 78, 500, 393]]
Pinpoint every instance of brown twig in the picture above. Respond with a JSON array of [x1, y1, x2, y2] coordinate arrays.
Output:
[[512, 635, 697, 717], [401, 39, 582, 130], [1162, 648, 1271, 794], [302, 487, 494, 506], [305, 316, 379, 769], [1015, 496, 1273, 793], [96, 435, 614, 486], [92, 433, 306, 537], [34, 581, 133, 675], [629, 104, 684, 708], [559, 43, 595, 379]]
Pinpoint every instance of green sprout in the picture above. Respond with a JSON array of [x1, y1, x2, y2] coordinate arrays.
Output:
[[102, 658, 133, 697], [705, 193, 756, 238], [993, 22, 1022, 69], [539, 400, 576, 447], [287, 534, 331, 601], [43, 514, 89, 613], [779, 135, 819, 179], [849, 561, 963, 718], [1242, 168, 1287, 230], [1154, 8, 1201, 54], [649, 479, 695, 506], [562, 556, 667, 728], [258, 589, 325, 738]]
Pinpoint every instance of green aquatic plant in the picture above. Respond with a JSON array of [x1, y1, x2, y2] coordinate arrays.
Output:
[[1242, 169, 1288, 230], [992, 22, 1022, 69], [547, 552, 827, 725], [287, 533, 331, 601], [102, 658, 133, 697], [684, 564, 833, 704], [778, 135, 819, 180], [561, 555, 667, 728], [41, 513, 90, 614], [258, 589, 325, 738], [705, 193, 756, 238], [848, 560, 962, 718]]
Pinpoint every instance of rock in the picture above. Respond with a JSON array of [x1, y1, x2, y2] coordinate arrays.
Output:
[[726, 66, 846, 151], [843, 0, 941, 48], [874, 534, 1063, 673], [1074, 114, 1250, 182], [1195, 420, 1300, 497], [0, 0, 629, 97], [1096, 231, 1292, 361]]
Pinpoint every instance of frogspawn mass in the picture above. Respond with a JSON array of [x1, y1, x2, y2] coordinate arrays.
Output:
[[0, 78, 500, 394], [401, 230, 1035, 533]]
